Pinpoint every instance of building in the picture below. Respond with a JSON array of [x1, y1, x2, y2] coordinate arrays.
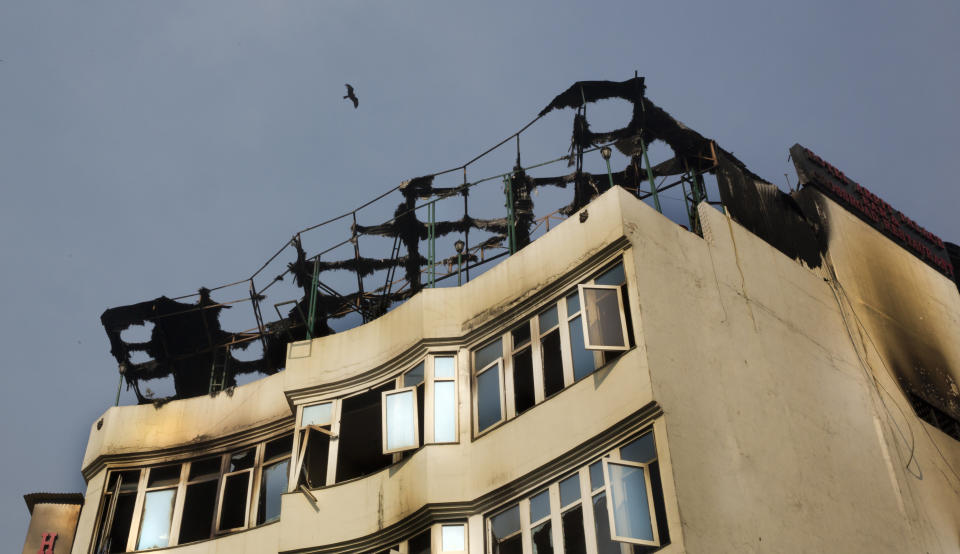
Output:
[[22, 79, 960, 554]]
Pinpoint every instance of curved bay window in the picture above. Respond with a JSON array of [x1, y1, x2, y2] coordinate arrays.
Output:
[[93, 433, 292, 552], [485, 431, 669, 554]]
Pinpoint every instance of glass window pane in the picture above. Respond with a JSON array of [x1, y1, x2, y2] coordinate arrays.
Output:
[[477, 364, 502, 432], [434, 381, 457, 443], [511, 322, 531, 348], [179, 480, 217, 543], [595, 263, 625, 286], [476, 339, 503, 371], [561, 505, 587, 554], [257, 459, 289, 525], [404, 361, 425, 387], [620, 433, 657, 463], [137, 489, 176, 549], [441, 524, 466, 551], [385, 390, 417, 451], [539, 305, 559, 331], [566, 291, 580, 316], [434, 356, 456, 379], [531, 520, 553, 554], [592, 492, 621, 554], [302, 402, 333, 427], [560, 474, 581, 506], [529, 489, 551, 522], [189, 458, 221, 481], [148, 465, 180, 488], [218, 473, 250, 530], [582, 287, 626, 348], [607, 462, 654, 542], [568, 317, 595, 380], [589, 461, 605, 491], [491, 504, 521, 539], [229, 449, 255, 471]]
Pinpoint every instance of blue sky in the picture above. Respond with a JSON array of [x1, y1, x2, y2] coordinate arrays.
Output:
[[1, 0, 958, 545]]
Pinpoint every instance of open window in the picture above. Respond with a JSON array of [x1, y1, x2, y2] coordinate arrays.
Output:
[[601, 459, 659, 547], [336, 384, 395, 482], [578, 284, 629, 352], [216, 449, 254, 533], [382, 387, 420, 454], [178, 457, 220, 544], [295, 401, 335, 489], [95, 470, 140, 553]]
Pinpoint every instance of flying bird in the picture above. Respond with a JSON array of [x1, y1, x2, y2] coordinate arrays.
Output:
[[344, 84, 358, 108]]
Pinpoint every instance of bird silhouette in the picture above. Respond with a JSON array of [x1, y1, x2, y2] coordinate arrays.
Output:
[[344, 84, 358, 108]]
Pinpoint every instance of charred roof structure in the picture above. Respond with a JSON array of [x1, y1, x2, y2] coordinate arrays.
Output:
[[100, 76, 960, 414]]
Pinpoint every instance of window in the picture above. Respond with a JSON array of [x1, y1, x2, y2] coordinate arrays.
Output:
[[383, 387, 420, 454], [433, 355, 458, 443], [578, 285, 629, 351], [93, 433, 293, 552], [441, 523, 468, 553], [294, 401, 335, 489], [473, 261, 632, 436], [474, 339, 506, 434], [485, 430, 668, 554]]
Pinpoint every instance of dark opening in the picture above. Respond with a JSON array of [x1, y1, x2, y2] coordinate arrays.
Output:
[[189, 458, 221, 481], [561, 505, 587, 554], [107, 493, 136, 553], [179, 480, 217, 543], [513, 348, 535, 415], [541, 329, 565, 397], [148, 465, 181, 488], [302, 429, 331, 488], [265, 434, 293, 462], [336, 383, 395, 482], [408, 528, 432, 554], [643, 461, 671, 551], [218, 473, 250, 530], [532, 520, 554, 554], [496, 534, 524, 554]]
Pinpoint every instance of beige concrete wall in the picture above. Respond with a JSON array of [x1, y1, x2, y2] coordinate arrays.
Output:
[[634, 194, 960, 553], [81, 370, 292, 471], [23, 502, 82, 554]]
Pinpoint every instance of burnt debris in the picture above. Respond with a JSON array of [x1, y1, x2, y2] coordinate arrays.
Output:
[[98, 76, 851, 404]]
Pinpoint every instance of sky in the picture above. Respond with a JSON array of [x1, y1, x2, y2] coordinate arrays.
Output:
[[2, 0, 958, 545]]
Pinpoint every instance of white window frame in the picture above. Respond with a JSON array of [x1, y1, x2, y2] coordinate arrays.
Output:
[[382, 386, 421, 454], [438, 522, 469, 553], [291, 400, 338, 492], [473, 356, 506, 435], [215, 455, 254, 534], [601, 458, 660, 547], [578, 284, 630, 352], [430, 354, 459, 444], [94, 432, 293, 553]]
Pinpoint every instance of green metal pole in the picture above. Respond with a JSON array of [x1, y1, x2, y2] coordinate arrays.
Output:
[[306, 257, 319, 339], [604, 157, 614, 189], [504, 175, 516, 254], [640, 138, 661, 213], [457, 253, 462, 286], [115, 373, 123, 406], [681, 180, 696, 231]]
